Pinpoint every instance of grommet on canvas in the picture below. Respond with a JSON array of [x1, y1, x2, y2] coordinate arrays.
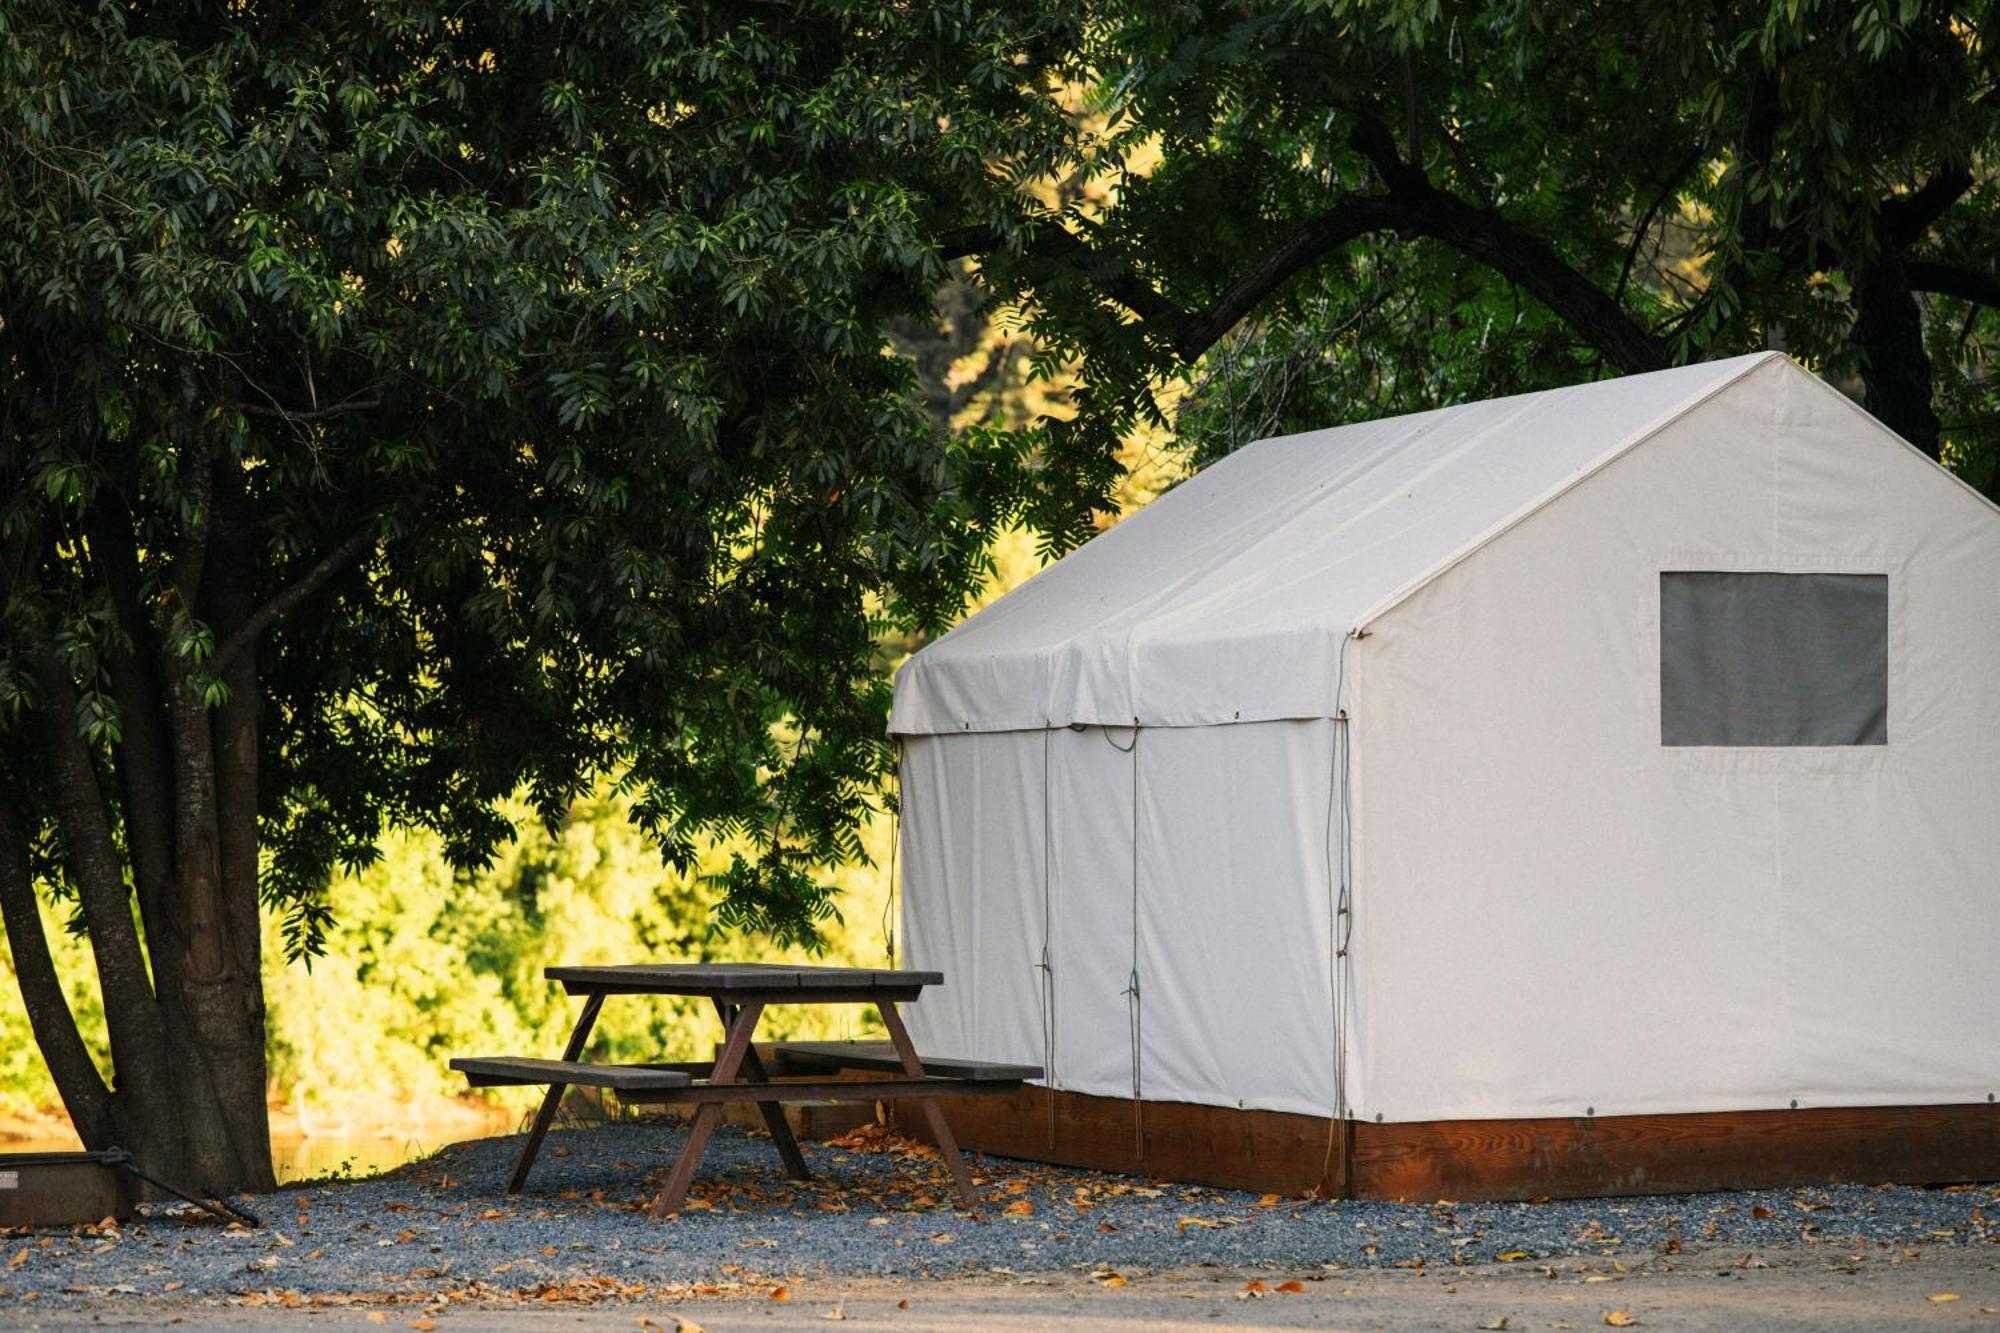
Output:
[[1374, 1113, 1383, 1123], [1790, 1099, 1799, 1109], [1586, 1106, 1595, 1117]]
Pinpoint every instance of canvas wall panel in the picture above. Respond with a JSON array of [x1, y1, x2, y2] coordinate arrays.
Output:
[[897, 731, 1047, 1072], [899, 721, 1345, 1117], [1352, 356, 2000, 1122]]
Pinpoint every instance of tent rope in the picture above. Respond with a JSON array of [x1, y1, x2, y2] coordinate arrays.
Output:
[[1105, 720, 1144, 1159], [1319, 636, 1355, 1197], [1039, 723, 1058, 1149], [884, 739, 901, 969]]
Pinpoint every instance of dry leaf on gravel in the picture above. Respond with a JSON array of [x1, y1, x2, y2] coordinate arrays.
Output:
[[1603, 1312, 1638, 1327], [1927, 1293, 1960, 1303]]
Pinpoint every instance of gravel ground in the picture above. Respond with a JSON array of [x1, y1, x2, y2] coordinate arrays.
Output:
[[0, 1118, 1994, 1314]]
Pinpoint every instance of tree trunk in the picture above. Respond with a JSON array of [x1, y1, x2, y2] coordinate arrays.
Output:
[[4, 493, 280, 1197], [1853, 257, 1943, 457]]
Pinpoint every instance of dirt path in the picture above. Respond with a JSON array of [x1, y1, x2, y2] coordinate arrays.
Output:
[[6, 1244, 1995, 1330]]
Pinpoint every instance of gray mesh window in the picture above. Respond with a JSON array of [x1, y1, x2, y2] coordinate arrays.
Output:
[[1660, 572, 1888, 747]]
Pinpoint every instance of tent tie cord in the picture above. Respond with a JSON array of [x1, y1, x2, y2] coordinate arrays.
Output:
[[884, 739, 902, 970], [1320, 648, 1356, 1199], [1040, 723, 1058, 1149], [1114, 720, 1143, 1160]]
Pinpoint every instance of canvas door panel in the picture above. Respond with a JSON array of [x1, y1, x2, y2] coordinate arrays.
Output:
[[1048, 725, 1145, 1098], [898, 732, 1046, 1069], [1135, 720, 1340, 1117]]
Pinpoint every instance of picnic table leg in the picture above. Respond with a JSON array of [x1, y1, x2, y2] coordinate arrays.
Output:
[[878, 1003, 979, 1208], [506, 993, 605, 1194], [714, 999, 812, 1182], [651, 998, 766, 1218]]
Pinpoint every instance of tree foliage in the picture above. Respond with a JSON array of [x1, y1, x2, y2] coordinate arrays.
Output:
[[0, 0, 1078, 1190], [963, 0, 2000, 520]]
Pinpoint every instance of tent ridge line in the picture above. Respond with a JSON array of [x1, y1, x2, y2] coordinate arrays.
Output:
[[1345, 351, 1787, 636]]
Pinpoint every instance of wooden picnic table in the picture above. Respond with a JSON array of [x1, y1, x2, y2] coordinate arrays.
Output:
[[452, 963, 1036, 1217]]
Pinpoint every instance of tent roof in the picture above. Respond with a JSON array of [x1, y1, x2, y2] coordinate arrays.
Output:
[[891, 352, 1784, 735]]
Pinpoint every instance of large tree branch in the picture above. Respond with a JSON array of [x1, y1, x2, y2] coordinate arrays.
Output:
[[948, 106, 1667, 377], [1853, 257, 1942, 456], [1904, 259, 2000, 308], [208, 523, 378, 675], [0, 797, 113, 1146], [231, 396, 381, 423], [1881, 166, 1975, 250], [1393, 189, 1670, 372], [1170, 200, 1404, 360]]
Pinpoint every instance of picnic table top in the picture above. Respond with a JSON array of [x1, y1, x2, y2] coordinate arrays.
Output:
[[544, 962, 945, 995]]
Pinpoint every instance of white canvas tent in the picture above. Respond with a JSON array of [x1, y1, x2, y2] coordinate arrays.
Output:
[[888, 352, 2000, 1144]]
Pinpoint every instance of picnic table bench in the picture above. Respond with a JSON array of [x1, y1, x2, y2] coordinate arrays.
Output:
[[451, 963, 1040, 1216]]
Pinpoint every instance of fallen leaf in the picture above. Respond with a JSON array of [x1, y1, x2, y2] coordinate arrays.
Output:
[[819, 1307, 847, 1321], [769, 1286, 790, 1302], [896, 1299, 909, 1309], [1928, 1293, 1961, 1303], [1257, 1193, 1283, 1207], [541, 1245, 559, 1256], [1243, 1280, 1270, 1293], [1478, 1319, 1511, 1331], [163, 1281, 184, 1292], [1098, 1274, 1128, 1288], [1003, 1200, 1034, 1217], [1497, 1251, 1529, 1262], [410, 1321, 437, 1332], [1751, 1206, 1773, 1220], [1604, 1312, 1637, 1328], [1276, 1280, 1305, 1294]]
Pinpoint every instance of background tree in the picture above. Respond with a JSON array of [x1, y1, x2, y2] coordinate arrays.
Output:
[[0, 0, 1076, 1195], [961, 0, 2000, 535]]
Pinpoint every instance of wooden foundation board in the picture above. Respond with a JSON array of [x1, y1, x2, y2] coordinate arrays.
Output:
[[836, 1081, 2000, 1201]]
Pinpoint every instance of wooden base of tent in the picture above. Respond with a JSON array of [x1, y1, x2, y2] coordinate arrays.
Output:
[[868, 1084, 2000, 1201]]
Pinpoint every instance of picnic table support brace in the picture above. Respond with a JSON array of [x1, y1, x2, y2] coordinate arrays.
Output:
[[507, 992, 605, 1194], [650, 999, 766, 1218], [879, 1003, 979, 1208], [715, 999, 812, 1182]]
